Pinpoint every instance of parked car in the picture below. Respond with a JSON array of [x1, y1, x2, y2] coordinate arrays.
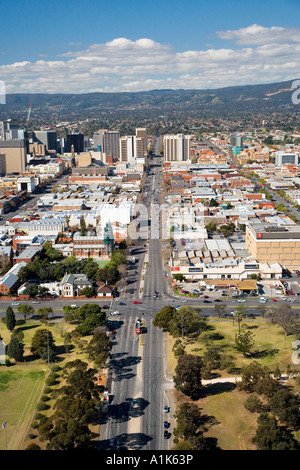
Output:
[[203, 295, 209, 299], [118, 302, 126, 305], [164, 430, 169, 439], [272, 299, 278, 302], [133, 300, 142, 304], [163, 405, 169, 413], [164, 421, 169, 429], [102, 305, 110, 309]]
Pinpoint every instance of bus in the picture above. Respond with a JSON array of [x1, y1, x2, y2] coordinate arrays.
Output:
[[135, 319, 141, 334]]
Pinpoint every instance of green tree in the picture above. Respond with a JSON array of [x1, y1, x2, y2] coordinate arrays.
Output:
[[168, 306, 206, 339], [17, 304, 34, 322], [234, 325, 255, 357], [79, 286, 95, 298], [31, 329, 56, 359], [80, 218, 87, 236], [153, 305, 176, 330], [5, 306, 16, 332], [7, 334, 24, 362], [252, 413, 298, 450], [174, 354, 203, 399], [86, 329, 112, 367]]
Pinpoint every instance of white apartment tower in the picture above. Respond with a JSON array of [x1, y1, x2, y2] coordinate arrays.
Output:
[[163, 134, 191, 162], [119, 136, 144, 164]]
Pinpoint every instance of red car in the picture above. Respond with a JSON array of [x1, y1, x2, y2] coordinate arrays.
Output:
[[133, 300, 142, 304], [272, 299, 278, 302]]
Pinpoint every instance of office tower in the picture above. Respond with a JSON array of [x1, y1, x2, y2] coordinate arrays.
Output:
[[93, 130, 120, 160], [34, 130, 57, 152], [119, 136, 144, 163], [0, 154, 6, 175], [66, 133, 84, 153], [163, 134, 191, 162], [230, 134, 243, 148], [0, 119, 19, 141], [0, 140, 26, 173], [136, 128, 147, 155], [275, 151, 298, 166]]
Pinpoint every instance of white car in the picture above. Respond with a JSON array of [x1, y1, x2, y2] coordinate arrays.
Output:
[[238, 299, 246, 303], [111, 311, 119, 316], [11, 302, 20, 306]]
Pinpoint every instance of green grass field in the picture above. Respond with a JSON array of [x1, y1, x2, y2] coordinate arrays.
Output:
[[167, 318, 300, 450], [0, 318, 88, 450], [0, 368, 46, 450]]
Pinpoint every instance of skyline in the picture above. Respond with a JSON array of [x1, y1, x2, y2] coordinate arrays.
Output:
[[1, 0, 300, 94]]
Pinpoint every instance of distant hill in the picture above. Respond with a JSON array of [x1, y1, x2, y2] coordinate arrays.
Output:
[[0, 79, 298, 123]]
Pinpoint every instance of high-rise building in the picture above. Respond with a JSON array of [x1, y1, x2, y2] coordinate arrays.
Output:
[[0, 140, 26, 174], [66, 133, 84, 153], [136, 128, 147, 155], [119, 136, 144, 163], [0, 119, 20, 141], [230, 134, 243, 148], [93, 130, 120, 160], [0, 154, 6, 175], [275, 151, 298, 166], [34, 130, 57, 152], [163, 134, 191, 162]]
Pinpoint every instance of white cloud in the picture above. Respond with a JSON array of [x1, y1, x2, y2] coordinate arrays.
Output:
[[218, 24, 300, 45], [0, 28, 299, 94]]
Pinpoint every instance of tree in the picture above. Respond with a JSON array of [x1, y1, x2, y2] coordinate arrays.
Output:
[[252, 413, 298, 450], [214, 303, 227, 318], [269, 389, 300, 430], [31, 329, 56, 359], [153, 305, 176, 330], [234, 305, 248, 331], [168, 307, 207, 340], [238, 362, 270, 393], [7, 333, 24, 362], [17, 304, 34, 322], [174, 354, 203, 399], [234, 324, 255, 357], [244, 395, 264, 413], [79, 286, 95, 298], [266, 305, 297, 348], [86, 329, 112, 367], [80, 218, 87, 236], [5, 306, 16, 332]]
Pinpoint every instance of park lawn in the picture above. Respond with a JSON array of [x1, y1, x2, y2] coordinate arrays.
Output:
[[166, 319, 300, 450], [199, 387, 258, 450], [0, 318, 94, 450], [167, 320, 299, 377]]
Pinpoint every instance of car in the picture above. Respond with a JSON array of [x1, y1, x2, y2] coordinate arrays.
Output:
[[181, 299, 187, 303], [164, 430, 169, 439], [102, 305, 110, 309], [272, 299, 278, 302], [11, 302, 19, 306], [111, 311, 119, 315], [203, 295, 209, 299], [71, 304, 78, 308], [174, 305, 180, 310], [238, 299, 246, 303], [215, 299, 223, 302], [118, 302, 126, 305], [164, 421, 169, 429], [164, 405, 169, 413], [133, 300, 142, 304]]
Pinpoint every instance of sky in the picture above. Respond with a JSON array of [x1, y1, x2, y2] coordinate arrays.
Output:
[[1, 0, 300, 94]]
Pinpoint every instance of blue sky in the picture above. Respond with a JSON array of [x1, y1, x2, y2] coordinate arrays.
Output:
[[1, 0, 300, 93]]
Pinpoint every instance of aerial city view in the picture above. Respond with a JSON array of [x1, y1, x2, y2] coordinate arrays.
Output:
[[1, 0, 300, 456]]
